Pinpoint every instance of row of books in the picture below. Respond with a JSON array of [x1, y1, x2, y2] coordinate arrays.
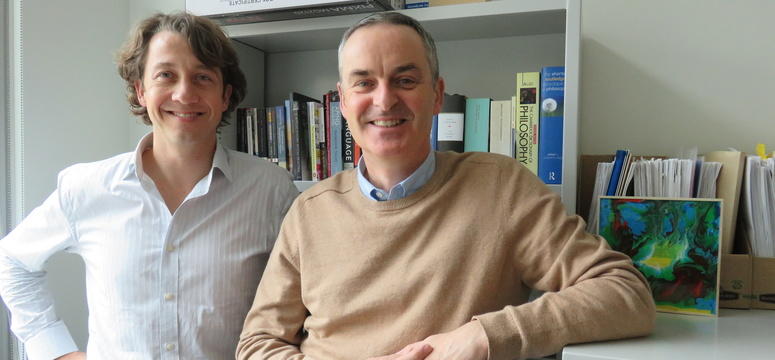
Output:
[[432, 66, 566, 185], [236, 91, 357, 181]]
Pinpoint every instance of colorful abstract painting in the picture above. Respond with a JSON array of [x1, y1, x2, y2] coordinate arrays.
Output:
[[598, 197, 722, 316]]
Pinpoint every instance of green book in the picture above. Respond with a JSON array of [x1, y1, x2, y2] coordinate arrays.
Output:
[[464, 98, 491, 152]]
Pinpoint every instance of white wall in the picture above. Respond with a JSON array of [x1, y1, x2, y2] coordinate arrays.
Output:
[[10, 0, 131, 350], [580, 0, 775, 156]]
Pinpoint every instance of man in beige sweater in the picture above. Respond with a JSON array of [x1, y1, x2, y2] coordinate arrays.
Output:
[[237, 12, 655, 360]]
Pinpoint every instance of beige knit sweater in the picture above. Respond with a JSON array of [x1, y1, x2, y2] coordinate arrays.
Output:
[[238, 152, 655, 360]]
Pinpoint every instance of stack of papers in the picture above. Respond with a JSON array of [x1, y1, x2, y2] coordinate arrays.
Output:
[[586, 150, 723, 235], [628, 158, 721, 198], [741, 156, 775, 257]]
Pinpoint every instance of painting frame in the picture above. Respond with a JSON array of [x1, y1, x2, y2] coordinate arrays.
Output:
[[598, 196, 723, 316]]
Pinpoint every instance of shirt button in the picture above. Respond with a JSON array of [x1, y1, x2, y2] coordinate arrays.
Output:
[[166, 244, 176, 252], [164, 293, 175, 301], [376, 192, 385, 199], [165, 343, 175, 351]]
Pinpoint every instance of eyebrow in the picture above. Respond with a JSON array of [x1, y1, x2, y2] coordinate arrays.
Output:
[[347, 63, 421, 79], [150, 62, 216, 72]]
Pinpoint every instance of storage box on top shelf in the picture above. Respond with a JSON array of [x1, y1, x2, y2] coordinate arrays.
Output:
[[186, 0, 404, 25]]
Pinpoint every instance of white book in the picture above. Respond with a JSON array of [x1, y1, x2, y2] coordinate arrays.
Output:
[[488, 100, 513, 157]]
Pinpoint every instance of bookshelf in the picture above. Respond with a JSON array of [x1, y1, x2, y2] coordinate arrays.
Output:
[[222, 0, 580, 212]]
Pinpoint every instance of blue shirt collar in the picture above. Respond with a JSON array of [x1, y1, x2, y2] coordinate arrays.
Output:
[[357, 151, 436, 201]]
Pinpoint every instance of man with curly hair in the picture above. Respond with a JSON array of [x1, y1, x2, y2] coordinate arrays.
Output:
[[0, 12, 297, 359]]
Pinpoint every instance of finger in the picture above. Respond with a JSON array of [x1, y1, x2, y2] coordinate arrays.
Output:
[[396, 343, 433, 360]]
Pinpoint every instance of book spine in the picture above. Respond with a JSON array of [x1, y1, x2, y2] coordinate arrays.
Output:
[[246, 108, 255, 156], [257, 107, 268, 159], [266, 107, 277, 164], [343, 118, 354, 169], [324, 92, 332, 178], [298, 101, 312, 181], [516, 72, 540, 174], [330, 93, 344, 175], [316, 103, 327, 180], [510, 96, 516, 158], [488, 100, 512, 157], [290, 101, 302, 180], [236, 108, 245, 153], [606, 150, 627, 196], [437, 93, 466, 153], [275, 105, 287, 169], [538, 66, 565, 184], [464, 98, 491, 152], [308, 102, 319, 181], [430, 114, 438, 151]]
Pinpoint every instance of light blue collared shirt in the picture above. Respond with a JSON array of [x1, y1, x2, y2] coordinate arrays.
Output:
[[357, 151, 436, 201]]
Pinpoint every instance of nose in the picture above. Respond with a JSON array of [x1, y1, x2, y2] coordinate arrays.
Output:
[[372, 82, 398, 111], [171, 78, 199, 104]]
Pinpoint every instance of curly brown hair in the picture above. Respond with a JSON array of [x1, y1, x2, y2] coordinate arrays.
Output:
[[116, 12, 246, 127]]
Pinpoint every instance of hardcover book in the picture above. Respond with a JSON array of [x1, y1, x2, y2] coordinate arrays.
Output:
[[293, 93, 320, 181], [275, 105, 288, 169], [437, 93, 466, 153], [464, 98, 491, 153], [488, 100, 513, 157], [599, 196, 722, 316], [266, 107, 277, 164], [328, 92, 344, 176], [538, 66, 564, 184], [516, 72, 539, 174], [342, 118, 355, 170]]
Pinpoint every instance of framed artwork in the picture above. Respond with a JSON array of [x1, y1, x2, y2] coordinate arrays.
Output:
[[599, 196, 722, 316]]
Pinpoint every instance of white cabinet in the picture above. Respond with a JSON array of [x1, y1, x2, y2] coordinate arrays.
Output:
[[223, 0, 580, 212]]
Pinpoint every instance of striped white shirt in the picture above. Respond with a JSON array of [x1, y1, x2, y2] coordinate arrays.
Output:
[[0, 134, 298, 359]]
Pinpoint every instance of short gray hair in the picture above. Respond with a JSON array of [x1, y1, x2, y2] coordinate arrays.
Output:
[[337, 12, 439, 82]]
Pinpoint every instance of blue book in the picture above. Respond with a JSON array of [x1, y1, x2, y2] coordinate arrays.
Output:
[[430, 114, 438, 151], [329, 93, 344, 175], [464, 98, 491, 152], [607, 149, 628, 196], [538, 66, 565, 184]]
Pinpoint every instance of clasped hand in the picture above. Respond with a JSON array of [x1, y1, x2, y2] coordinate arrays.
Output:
[[367, 321, 489, 360]]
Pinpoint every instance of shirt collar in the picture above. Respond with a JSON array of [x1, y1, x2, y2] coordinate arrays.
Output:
[[357, 151, 436, 201], [131, 132, 233, 185]]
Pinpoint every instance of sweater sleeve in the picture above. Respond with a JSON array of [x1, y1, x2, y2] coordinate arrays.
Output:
[[473, 163, 656, 360], [237, 200, 311, 360]]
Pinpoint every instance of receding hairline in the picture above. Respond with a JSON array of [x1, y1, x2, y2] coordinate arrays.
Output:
[[337, 22, 434, 82]]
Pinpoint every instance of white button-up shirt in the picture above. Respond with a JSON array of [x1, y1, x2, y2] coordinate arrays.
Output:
[[0, 134, 298, 359]]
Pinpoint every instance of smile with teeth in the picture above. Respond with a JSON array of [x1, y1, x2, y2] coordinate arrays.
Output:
[[168, 111, 203, 118], [371, 119, 405, 127]]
